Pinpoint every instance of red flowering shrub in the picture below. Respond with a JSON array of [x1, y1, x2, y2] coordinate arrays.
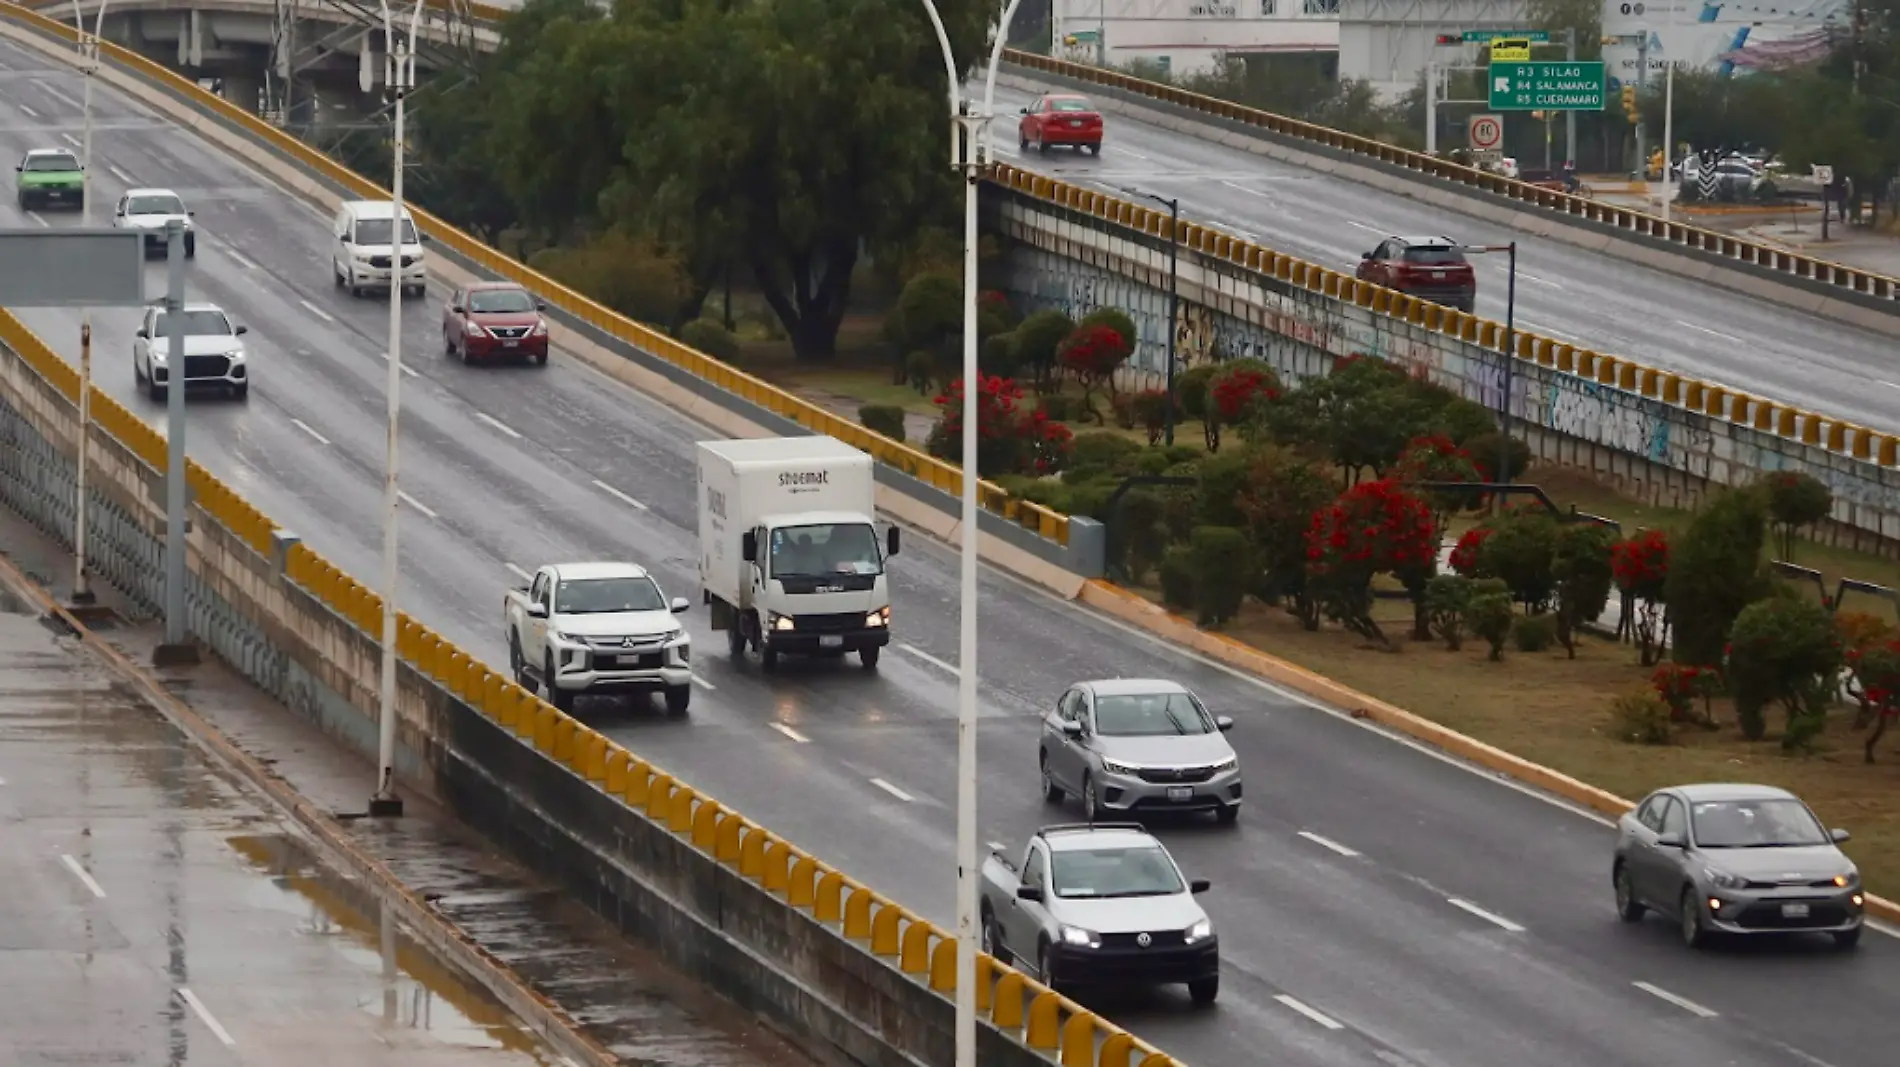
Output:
[[1848, 639, 1900, 762], [1057, 324, 1133, 419], [1392, 434, 1484, 528], [1612, 528, 1671, 665], [1449, 527, 1492, 577], [1128, 388, 1172, 445], [927, 375, 1074, 476], [1304, 479, 1437, 648], [1649, 663, 1717, 724], [1209, 365, 1281, 423]]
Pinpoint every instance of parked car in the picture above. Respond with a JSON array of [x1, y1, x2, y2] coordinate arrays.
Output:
[[1355, 235, 1476, 313], [1018, 93, 1103, 155], [1040, 678, 1241, 824], [132, 302, 249, 401], [1612, 783, 1864, 950], [979, 823, 1220, 1004], [444, 281, 550, 365], [15, 147, 84, 211]]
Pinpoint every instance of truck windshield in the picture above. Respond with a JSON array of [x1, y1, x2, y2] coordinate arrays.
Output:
[[768, 523, 882, 579], [1050, 846, 1184, 899], [556, 577, 665, 614]]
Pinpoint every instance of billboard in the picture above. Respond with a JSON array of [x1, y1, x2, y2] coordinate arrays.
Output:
[[1600, 0, 1849, 87]]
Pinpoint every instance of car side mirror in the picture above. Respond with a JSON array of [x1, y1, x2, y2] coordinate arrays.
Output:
[[419, 233, 432, 242], [135, 328, 148, 339], [1361, 251, 1373, 260], [741, 531, 757, 563], [450, 305, 464, 314], [1019, 106, 1029, 114], [235, 325, 248, 335], [1831, 828, 1851, 843], [1059, 720, 1083, 737], [887, 526, 901, 557], [525, 602, 549, 619], [1215, 715, 1234, 731], [535, 301, 548, 311], [1015, 885, 1044, 903], [1189, 878, 1211, 894], [1655, 832, 1685, 849], [187, 211, 196, 217], [670, 597, 690, 614]]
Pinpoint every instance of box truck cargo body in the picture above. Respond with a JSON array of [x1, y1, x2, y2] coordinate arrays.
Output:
[[696, 436, 899, 670]]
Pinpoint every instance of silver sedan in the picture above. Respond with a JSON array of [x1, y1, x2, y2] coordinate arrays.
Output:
[[1039, 678, 1241, 824]]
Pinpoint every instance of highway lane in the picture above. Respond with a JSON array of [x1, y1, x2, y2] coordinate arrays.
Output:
[[985, 83, 1900, 434], [4, 41, 1899, 1067]]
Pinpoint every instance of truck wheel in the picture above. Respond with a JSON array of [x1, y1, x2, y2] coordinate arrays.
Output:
[[859, 645, 880, 670], [1037, 942, 1058, 992], [545, 655, 575, 712], [664, 684, 691, 716], [981, 906, 1011, 965], [761, 646, 779, 672], [1188, 976, 1219, 1007], [508, 633, 529, 687], [727, 620, 747, 658]]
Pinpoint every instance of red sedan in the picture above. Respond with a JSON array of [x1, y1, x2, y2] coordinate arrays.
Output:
[[443, 281, 550, 365], [1018, 93, 1103, 155]]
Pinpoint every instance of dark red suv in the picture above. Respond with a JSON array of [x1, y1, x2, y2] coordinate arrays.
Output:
[[443, 281, 550, 365], [1355, 236, 1476, 313]]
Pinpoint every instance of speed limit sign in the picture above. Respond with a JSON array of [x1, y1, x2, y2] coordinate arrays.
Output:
[[1469, 113, 1504, 151]]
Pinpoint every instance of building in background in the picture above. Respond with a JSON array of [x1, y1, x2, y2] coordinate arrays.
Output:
[[1601, 0, 1851, 87], [1337, 0, 1536, 99], [1051, 0, 1339, 77]]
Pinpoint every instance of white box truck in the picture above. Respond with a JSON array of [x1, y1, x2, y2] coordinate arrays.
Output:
[[697, 436, 900, 671]]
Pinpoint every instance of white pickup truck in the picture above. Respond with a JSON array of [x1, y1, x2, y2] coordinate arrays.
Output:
[[503, 562, 693, 714]]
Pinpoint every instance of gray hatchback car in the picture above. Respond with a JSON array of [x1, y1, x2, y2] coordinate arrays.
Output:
[[1039, 679, 1241, 824], [1612, 783, 1864, 950]]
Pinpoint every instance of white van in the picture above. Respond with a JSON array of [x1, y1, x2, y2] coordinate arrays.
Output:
[[332, 200, 427, 298]]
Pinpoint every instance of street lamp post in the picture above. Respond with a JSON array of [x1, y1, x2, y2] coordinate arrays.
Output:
[[1115, 185, 1180, 446], [916, 3, 1023, 1065], [1660, 1, 1681, 221], [1463, 242, 1519, 490], [369, 0, 426, 820], [69, 0, 110, 606]]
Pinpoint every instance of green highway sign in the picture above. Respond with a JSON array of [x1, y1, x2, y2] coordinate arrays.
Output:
[[1463, 29, 1550, 42], [1488, 61, 1606, 111]]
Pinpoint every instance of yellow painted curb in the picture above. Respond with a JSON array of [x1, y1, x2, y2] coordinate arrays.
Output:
[[1078, 580, 1900, 927]]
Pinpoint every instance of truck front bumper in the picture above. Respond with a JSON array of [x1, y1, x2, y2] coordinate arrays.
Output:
[[551, 662, 693, 694], [761, 625, 891, 656]]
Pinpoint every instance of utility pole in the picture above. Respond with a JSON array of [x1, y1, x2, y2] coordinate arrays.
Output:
[[1425, 61, 1437, 154], [1564, 28, 1577, 165], [69, 0, 109, 607], [153, 220, 197, 668], [1634, 33, 1648, 181]]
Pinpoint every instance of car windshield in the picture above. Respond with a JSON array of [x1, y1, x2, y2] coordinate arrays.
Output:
[[1051, 846, 1185, 899], [354, 217, 420, 245], [469, 288, 536, 314], [153, 310, 233, 336], [1094, 692, 1215, 736], [127, 194, 184, 215], [1691, 798, 1830, 848], [1402, 245, 1465, 265], [768, 522, 883, 578], [24, 153, 78, 172], [556, 577, 665, 614], [1050, 98, 1092, 112]]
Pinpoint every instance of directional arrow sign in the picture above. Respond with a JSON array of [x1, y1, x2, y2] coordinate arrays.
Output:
[[1463, 29, 1550, 42], [1487, 61, 1606, 111]]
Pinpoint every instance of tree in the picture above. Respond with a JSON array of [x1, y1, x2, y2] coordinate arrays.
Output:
[[927, 375, 1074, 476], [1667, 487, 1770, 667], [1848, 639, 1900, 763], [1268, 355, 1433, 481], [528, 230, 691, 328], [1013, 309, 1074, 390], [1759, 470, 1833, 561], [1425, 574, 1471, 650], [1727, 595, 1843, 748], [1188, 526, 1253, 627], [1235, 447, 1336, 630], [1838, 611, 1899, 727], [1612, 528, 1670, 666], [1058, 324, 1133, 418], [1475, 507, 1560, 613], [1391, 433, 1484, 534], [1467, 578, 1515, 662], [1209, 359, 1282, 437], [1304, 478, 1437, 649], [1551, 523, 1616, 658]]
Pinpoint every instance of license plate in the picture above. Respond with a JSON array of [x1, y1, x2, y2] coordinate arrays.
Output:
[[819, 635, 844, 648], [1071, 120, 1084, 128], [1433, 270, 1445, 280], [501, 339, 519, 348], [1168, 786, 1193, 801], [1782, 903, 1811, 919]]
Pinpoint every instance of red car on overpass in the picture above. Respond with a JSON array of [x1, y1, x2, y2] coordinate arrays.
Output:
[[443, 281, 551, 365], [1018, 93, 1103, 155]]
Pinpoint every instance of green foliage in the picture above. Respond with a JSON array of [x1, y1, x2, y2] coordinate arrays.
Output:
[[1511, 613, 1557, 653], [858, 404, 908, 442], [904, 351, 937, 394], [1551, 523, 1617, 657], [1667, 486, 1771, 666], [1159, 545, 1197, 611], [1610, 689, 1676, 746], [1727, 595, 1844, 748], [1035, 392, 1084, 421], [1263, 356, 1437, 478], [1115, 488, 1170, 585], [1194, 447, 1256, 529], [1014, 309, 1074, 388], [1235, 448, 1336, 629], [1433, 396, 1498, 445], [890, 271, 961, 359], [1425, 573, 1471, 651], [679, 316, 740, 363], [1067, 431, 1143, 481], [1759, 470, 1833, 560], [981, 331, 1023, 379], [1476, 508, 1561, 612], [1188, 526, 1253, 627], [1177, 363, 1219, 422], [527, 231, 690, 328], [1462, 432, 1531, 482], [1467, 578, 1515, 661], [1077, 307, 1139, 353]]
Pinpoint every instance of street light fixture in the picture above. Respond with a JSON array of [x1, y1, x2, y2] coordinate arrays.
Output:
[[369, 0, 427, 820], [1459, 241, 1519, 493], [69, 0, 110, 606], [916, 3, 1022, 1066], [1114, 184, 1179, 447]]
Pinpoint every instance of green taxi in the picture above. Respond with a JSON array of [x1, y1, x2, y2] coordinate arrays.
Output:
[[15, 147, 85, 211]]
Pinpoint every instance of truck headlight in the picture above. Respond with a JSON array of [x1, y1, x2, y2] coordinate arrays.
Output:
[[1059, 925, 1099, 948], [770, 612, 794, 631], [1184, 918, 1213, 944], [228, 346, 246, 362], [865, 607, 890, 627], [668, 633, 691, 662], [552, 631, 581, 645]]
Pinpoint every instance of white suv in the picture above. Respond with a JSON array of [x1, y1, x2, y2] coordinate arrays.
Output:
[[133, 302, 249, 401], [112, 187, 196, 258]]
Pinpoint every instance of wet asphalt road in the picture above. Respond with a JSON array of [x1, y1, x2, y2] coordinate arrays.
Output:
[[0, 601, 579, 1065], [981, 81, 1900, 434], [4, 39, 1900, 1067]]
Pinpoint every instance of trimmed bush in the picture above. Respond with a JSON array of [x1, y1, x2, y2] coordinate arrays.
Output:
[[1462, 432, 1531, 483], [1477, 508, 1560, 612], [1727, 594, 1843, 747], [1511, 613, 1557, 652], [1667, 486, 1770, 667], [1188, 526, 1252, 627], [1760, 470, 1833, 561], [981, 330, 1023, 379], [679, 316, 741, 363], [1159, 545, 1197, 610], [1014, 309, 1074, 388], [1551, 522, 1617, 657], [1468, 578, 1514, 661], [1425, 573, 1471, 651], [1611, 689, 1675, 745], [858, 404, 908, 442], [1068, 431, 1143, 480]]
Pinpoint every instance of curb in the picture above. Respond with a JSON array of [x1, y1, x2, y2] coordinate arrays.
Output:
[[0, 552, 627, 1067], [1077, 579, 1900, 926]]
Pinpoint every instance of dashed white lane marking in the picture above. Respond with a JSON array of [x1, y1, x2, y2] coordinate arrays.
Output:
[[475, 411, 521, 438], [870, 777, 915, 802], [503, 562, 532, 582], [177, 988, 236, 1045], [397, 491, 436, 519], [1296, 830, 1360, 858], [297, 299, 335, 323], [18, 103, 36, 118], [691, 674, 716, 691], [0, 775, 7, 785], [27, 211, 48, 227], [60, 132, 79, 147], [289, 418, 330, 446], [226, 249, 255, 271], [591, 479, 647, 510], [770, 722, 810, 743], [897, 643, 959, 676], [59, 854, 106, 898], [1447, 897, 1525, 933], [1274, 994, 1344, 1030], [1674, 319, 1746, 346], [1633, 981, 1718, 1018], [380, 352, 419, 378], [1881, 380, 1900, 392], [107, 164, 133, 184], [1346, 220, 1385, 234]]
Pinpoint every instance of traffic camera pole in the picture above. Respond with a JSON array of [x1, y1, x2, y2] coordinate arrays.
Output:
[[154, 220, 198, 667], [70, 0, 109, 606]]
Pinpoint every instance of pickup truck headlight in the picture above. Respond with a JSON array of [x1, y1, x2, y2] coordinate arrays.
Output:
[[1184, 918, 1213, 944], [1100, 758, 1137, 776], [667, 632, 691, 663], [770, 612, 794, 631], [552, 631, 581, 645], [865, 606, 890, 627], [1059, 924, 1099, 948]]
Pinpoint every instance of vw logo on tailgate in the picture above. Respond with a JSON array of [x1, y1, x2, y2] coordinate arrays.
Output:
[[1136, 932, 1151, 947]]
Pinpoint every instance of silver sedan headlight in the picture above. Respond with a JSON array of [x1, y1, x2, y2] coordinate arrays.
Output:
[[1211, 757, 1238, 774], [1100, 758, 1137, 776], [1702, 867, 1748, 891]]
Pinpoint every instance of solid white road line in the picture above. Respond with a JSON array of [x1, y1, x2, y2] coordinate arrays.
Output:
[[897, 643, 960, 676], [592, 479, 648, 510], [1273, 994, 1344, 1030], [60, 132, 79, 147], [296, 299, 335, 323], [1296, 830, 1361, 858], [397, 491, 437, 520], [1447, 897, 1525, 933], [107, 164, 134, 185], [27, 212, 48, 227], [289, 418, 330, 446], [770, 722, 810, 743], [1632, 981, 1718, 1018], [59, 854, 106, 898], [870, 777, 915, 802], [503, 562, 532, 582], [177, 988, 237, 1045], [475, 412, 522, 439], [691, 674, 716, 691]]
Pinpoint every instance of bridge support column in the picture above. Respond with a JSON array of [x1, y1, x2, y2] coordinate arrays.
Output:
[[219, 70, 262, 114]]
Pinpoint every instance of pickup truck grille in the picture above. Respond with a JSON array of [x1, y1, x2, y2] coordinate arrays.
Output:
[[1099, 931, 1186, 950], [1134, 765, 1217, 784]]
